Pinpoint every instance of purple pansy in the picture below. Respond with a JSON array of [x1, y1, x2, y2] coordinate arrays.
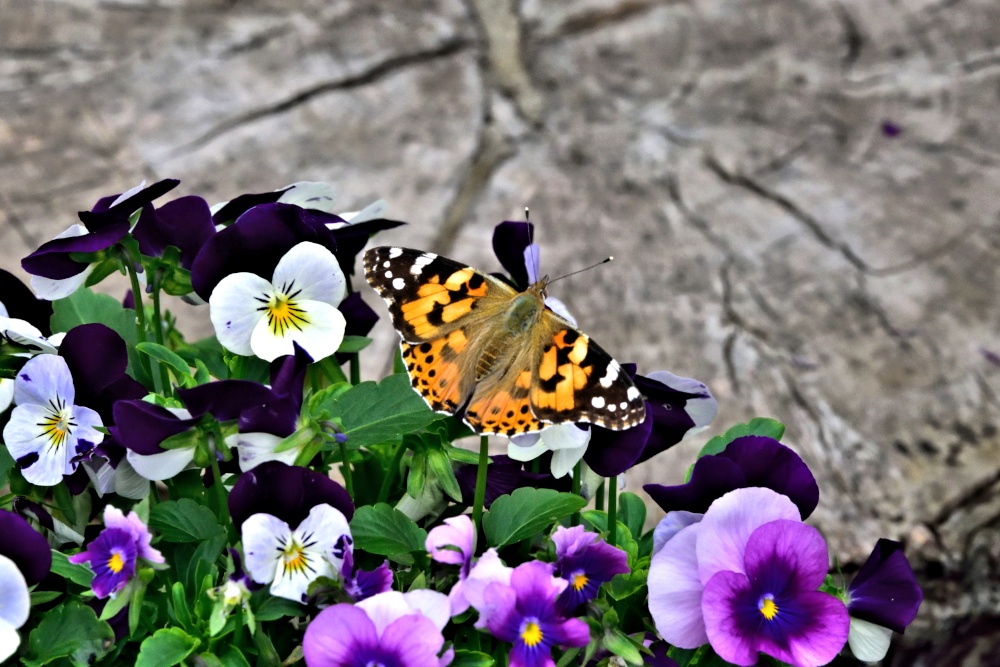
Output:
[[648, 487, 849, 666], [0, 269, 52, 335], [227, 460, 354, 530], [459, 548, 513, 622], [645, 435, 820, 520], [337, 535, 394, 602], [478, 561, 591, 667], [0, 511, 51, 662], [21, 180, 178, 300], [68, 505, 162, 599], [132, 194, 216, 270], [585, 367, 717, 477], [551, 525, 630, 613], [2, 354, 105, 486], [303, 590, 451, 667], [844, 539, 922, 661], [426, 515, 476, 614]]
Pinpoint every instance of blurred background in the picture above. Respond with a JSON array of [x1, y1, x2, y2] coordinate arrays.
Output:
[[2, 1, 999, 663]]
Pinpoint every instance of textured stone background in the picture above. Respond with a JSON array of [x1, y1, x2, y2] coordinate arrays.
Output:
[[3, 0, 1000, 663]]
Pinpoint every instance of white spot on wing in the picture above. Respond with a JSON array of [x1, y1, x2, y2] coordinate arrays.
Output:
[[619, 402, 628, 410], [410, 253, 437, 275], [385, 271, 393, 278], [591, 396, 605, 409], [626, 386, 641, 401], [383, 260, 391, 268], [599, 363, 618, 388], [608, 404, 617, 412], [389, 248, 403, 258], [392, 277, 405, 290]]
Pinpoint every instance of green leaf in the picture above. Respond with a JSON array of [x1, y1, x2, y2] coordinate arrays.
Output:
[[253, 594, 306, 621], [603, 628, 644, 665], [0, 445, 16, 493], [484, 488, 588, 548], [149, 498, 227, 543], [607, 570, 646, 601], [337, 335, 373, 354], [24, 599, 115, 667], [49, 550, 94, 588], [175, 336, 229, 380], [217, 645, 253, 667], [451, 650, 496, 667], [427, 448, 463, 502], [618, 492, 646, 539], [135, 628, 201, 667], [314, 374, 440, 449], [29, 590, 63, 605], [351, 503, 428, 557], [136, 342, 193, 380], [698, 418, 785, 458]]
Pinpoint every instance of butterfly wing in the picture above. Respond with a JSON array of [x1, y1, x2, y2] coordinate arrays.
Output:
[[529, 313, 646, 430]]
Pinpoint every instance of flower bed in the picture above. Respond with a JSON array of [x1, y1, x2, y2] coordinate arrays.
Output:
[[0, 180, 921, 666]]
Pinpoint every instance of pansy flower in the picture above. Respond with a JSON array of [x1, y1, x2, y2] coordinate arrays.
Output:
[[209, 241, 347, 362], [336, 535, 394, 602], [551, 525, 629, 613], [648, 487, 849, 666], [844, 539, 922, 662], [68, 505, 163, 599], [0, 511, 51, 663], [426, 514, 476, 614], [476, 560, 591, 667], [132, 194, 216, 271], [303, 590, 451, 667], [2, 354, 104, 486], [21, 180, 178, 300], [229, 462, 354, 602]]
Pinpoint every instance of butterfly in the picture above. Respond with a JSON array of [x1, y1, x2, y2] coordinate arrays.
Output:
[[363, 246, 646, 436]]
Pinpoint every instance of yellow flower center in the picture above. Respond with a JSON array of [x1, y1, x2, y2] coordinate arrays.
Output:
[[108, 552, 125, 574], [282, 541, 312, 575], [521, 621, 543, 647], [266, 294, 309, 336], [572, 573, 589, 591], [40, 406, 73, 449], [759, 595, 779, 621]]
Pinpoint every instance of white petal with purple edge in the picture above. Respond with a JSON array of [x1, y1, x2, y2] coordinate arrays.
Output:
[[268, 505, 347, 602], [209, 272, 272, 356], [242, 513, 289, 586], [647, 523, 708, 648], [13, 354, 74, 408], [126, 446, 196, 482], [0, 554, 30, 629], [249, 299, 345, 362], [228, 432, 298, 472], [277, 182, 336, 212], [695, 487, 800, 585], [848, 617, 893, 662], [3, 403, 74, 486], [270, 242, 346, 305]]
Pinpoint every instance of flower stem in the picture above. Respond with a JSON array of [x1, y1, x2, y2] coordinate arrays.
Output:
[[210, 454, 231, 534], [377, 441, 407, 504], [595, 481, 606, 512], [606, 476, 617, 547], [149, 270, 171, 392], [122, 249, 159, 393], [350, 352, 360, 385], [571, 461, 582, 526], [472, 435, 489, 534], [339, 439, 354, 497]]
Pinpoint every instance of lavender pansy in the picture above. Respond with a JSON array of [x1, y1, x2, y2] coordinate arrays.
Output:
[[2, 354, 104, 486], [209, 241, 347, 362], [460, 548, 513, 621], [844, 539, 922, 662], [68, 505, 163, 599], [478, 560, 591, 667], [426, 514, 476, 614], [551, 525, 630, 613], [645, 435, 820, 519], [303, 590, 451, 667], [337, 535, 393, 602], [586, 368, 717, 477]]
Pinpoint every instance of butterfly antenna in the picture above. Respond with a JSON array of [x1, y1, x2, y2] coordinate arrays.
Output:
[[548, 256, 614, 284]]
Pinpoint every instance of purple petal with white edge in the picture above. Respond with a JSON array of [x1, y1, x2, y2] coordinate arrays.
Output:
[[13, 354, 74, 408], [0, 269, 53, 334], [492, 221, 535, 289], [21, 223, 128, 280], [270, 242, 346, 306], [103, 506, 163, 564], [645, 370, 718, 431], [0, 510, 52, 586], [720, 436, 819, 519], [304, 604, 376, 666], [241, 513, 289, 587], [652, 511, 703, 556], [648, 523, 708, 648], [426, 515, 475, 568], [378, 612, 448, 667], [228, 461, 354, 529], [744, 520, 831, 592], [847, 539, 922, 633], [250, 298, 346, 362], [112, 401, 196, 456], [209, 271, 272, 356], [696, 487, 801, 585]]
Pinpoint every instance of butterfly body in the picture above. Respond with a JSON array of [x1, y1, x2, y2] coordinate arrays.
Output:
[[364, 246, 645, 436]]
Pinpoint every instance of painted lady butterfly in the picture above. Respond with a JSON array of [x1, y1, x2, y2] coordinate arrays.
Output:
[[363, 247, 646, 436]]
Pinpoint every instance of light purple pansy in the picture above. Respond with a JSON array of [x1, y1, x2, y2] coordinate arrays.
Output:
[[425, 515, 476, 615], [303, 590, 451, 667], [69, 505, 162, 599]]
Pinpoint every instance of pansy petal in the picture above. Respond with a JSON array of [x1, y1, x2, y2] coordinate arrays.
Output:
[[0, 380, 13, 413], [425, 515, 474, 567], [126, 447, 196, 481], [848, 617, 893, 662], [303, 604, 376, 666], [379, 613, 447, 667], [700, 570, 758, 666], [250, 299, 346, 363], [492, 221, 534, 289], [0, 554, 30, 630], [277, 182, 337, 212], [14, 354, 74, 407], [271, 242, 347, 304], [340, 199, 388, 223], [720, 436, 819, 519], [295, 504, 351, 570], [743, 520, 831, 591], [4, 405, 73, 486], [228, 461, 354, 530], [847, 539, 922, 633], [0, 511, 51, 586], [357, 591, 413, 636], [0, 619, 20, 665], [695, 487, 801, 585], [229, 432, 298, 472], [210, 272, 271, 356], [648, 523, 708, 648], [72, 405, 105, 450], [29, 265, 95, 301], [761, 591, 850, 667], [550, 444, 588, 480], [242, 514, 291, 586], [402, 589, 452, 632], [652, 511, 703, 556]]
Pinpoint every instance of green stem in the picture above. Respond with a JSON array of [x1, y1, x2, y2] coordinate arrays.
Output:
[[122, 250, 159, 393], [571, 462, 582, 526], [339, 439, 354, 497], [606, 476, 617, 547], [472, 435, 490, 535], [595, 481, 606, 512], [556, 648, 580, 667], [210, 455, 231, 535], [350, 353, 360, 385], [149, 271, 171, 392], [377, 441, 407, 504]]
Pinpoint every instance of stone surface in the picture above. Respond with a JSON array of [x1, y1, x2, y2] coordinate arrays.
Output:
[[3, 0, 1000, 661]]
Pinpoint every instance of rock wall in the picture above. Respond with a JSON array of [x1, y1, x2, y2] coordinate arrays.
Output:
[[3, 1, 1000, 662]]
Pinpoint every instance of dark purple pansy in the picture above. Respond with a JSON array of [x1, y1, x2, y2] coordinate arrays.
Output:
[[645, 435, 820, 520], [492, 220, 538, 289], [455, 454, 572, 508], [552, 525, 630, 613], [847, 539, 923, 633], [236, 346, 312, 438], [132, 195, 216, 269], [0, 269, 52, 335], [585, 366, 717, 477], [60, 324, 145, 423], [21, 180, 178, 281], [0, 509, 52, 586], [337, 535, 393, 602], [228, 460, 354, 530], [69, 527, 137, 598]]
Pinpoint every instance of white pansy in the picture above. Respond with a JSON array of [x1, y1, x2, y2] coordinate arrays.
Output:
[[210, 242, 347, 362], [242, 504, 351, 602], [508, 423, 592, 479], [0, 554, 30, 663]]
